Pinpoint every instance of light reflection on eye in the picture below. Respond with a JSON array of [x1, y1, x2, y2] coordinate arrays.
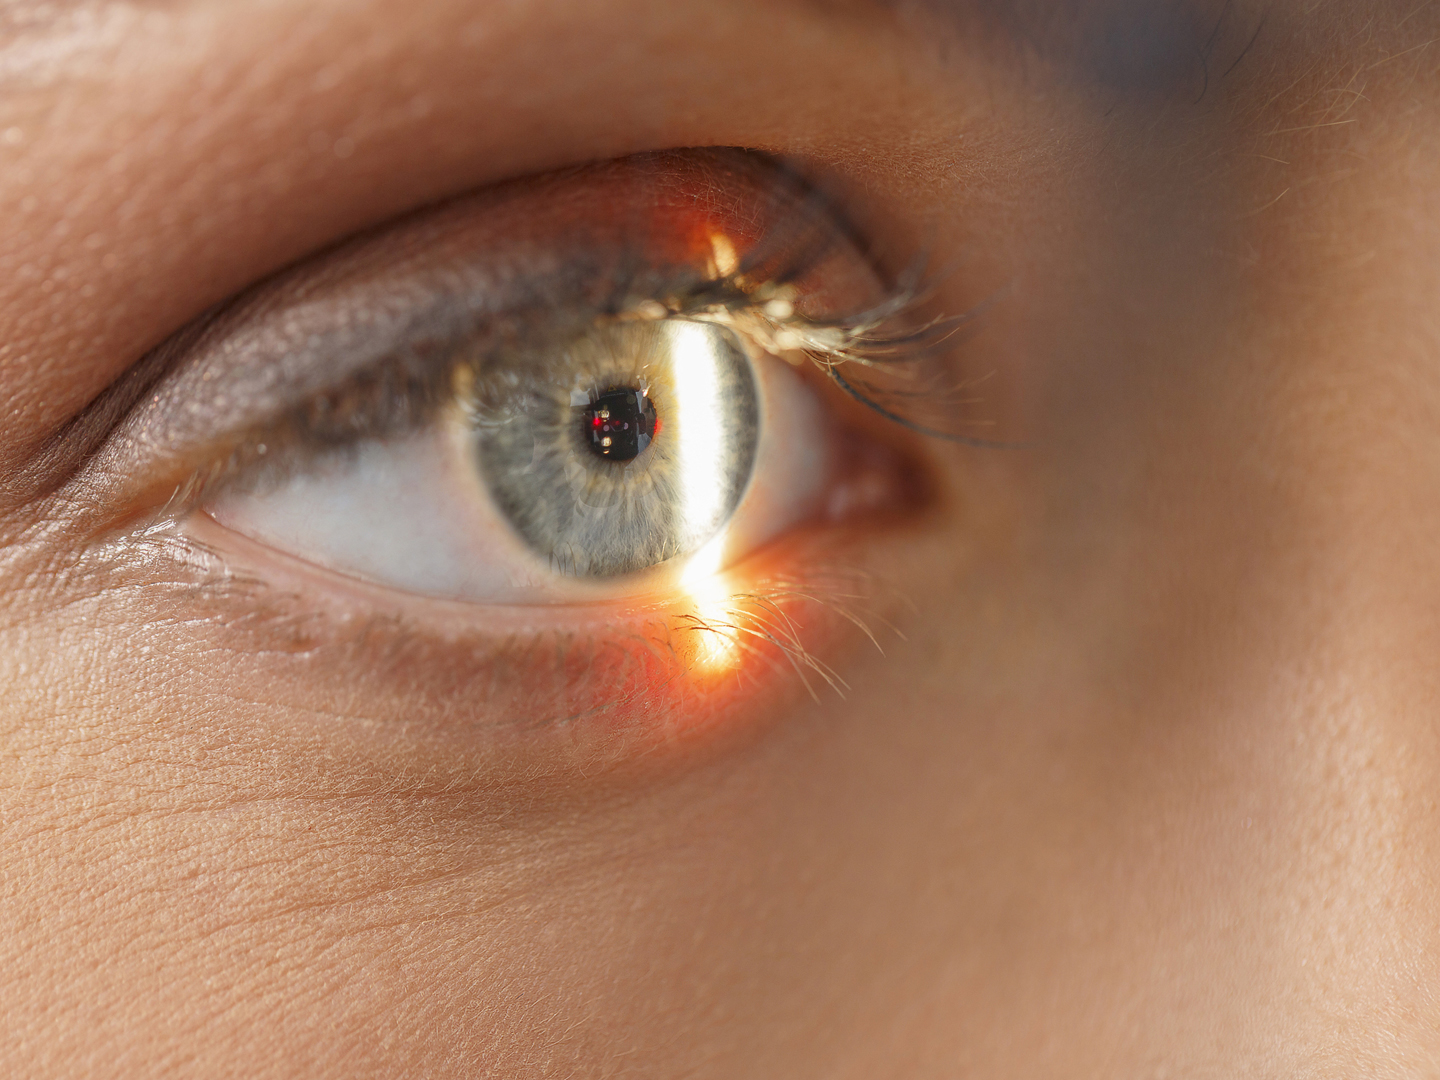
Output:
[[670, 320, 736, 554]]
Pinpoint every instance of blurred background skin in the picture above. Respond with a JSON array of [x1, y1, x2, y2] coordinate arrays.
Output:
[[4, 0, 1440, 1075]]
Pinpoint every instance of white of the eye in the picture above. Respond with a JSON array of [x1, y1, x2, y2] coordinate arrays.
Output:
[[205, 353, 833, 604], [715, 348, 830, 561], [207, 423, 562, 600]]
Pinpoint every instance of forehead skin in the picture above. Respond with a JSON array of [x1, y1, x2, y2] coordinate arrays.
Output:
[[6, 0, 1440, 1077]]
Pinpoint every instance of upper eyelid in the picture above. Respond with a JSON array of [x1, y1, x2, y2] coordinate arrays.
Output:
[[20, 206, 559, 516], [66, 211, 665, 507], [113, 259, 550, 470], [0, 0, 1063, 515]]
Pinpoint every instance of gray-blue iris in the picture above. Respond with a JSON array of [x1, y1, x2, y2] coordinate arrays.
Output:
[[471, 319, 759, 578]]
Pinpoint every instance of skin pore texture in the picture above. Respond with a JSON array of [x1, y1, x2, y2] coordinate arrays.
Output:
[[5, 0, 1440, 1076]]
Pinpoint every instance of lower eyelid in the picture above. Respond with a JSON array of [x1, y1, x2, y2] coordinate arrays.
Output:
[[143, 372, 934, 773], [167, 505, 901, 761]]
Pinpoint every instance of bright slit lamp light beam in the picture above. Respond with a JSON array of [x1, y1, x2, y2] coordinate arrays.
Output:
[[669, 320, 741, 668]]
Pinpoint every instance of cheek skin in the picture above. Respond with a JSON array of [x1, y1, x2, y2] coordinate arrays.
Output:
[[0, 517, 954, 1079]]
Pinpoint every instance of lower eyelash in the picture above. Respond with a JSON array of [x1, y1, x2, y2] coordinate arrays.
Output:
[[673, 569, 898, 702]]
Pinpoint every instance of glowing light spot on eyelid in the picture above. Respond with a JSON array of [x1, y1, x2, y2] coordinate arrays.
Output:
[[708, 231, 740, 279]]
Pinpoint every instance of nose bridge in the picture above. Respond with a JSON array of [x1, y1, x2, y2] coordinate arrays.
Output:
[[1008, 35, 1440, 1042], [1084, 11, 1440, 696]]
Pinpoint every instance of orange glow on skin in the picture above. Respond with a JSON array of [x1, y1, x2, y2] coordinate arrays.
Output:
[[677, 536, 743, 672]]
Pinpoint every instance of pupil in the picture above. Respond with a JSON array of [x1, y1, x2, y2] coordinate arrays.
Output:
[[582, 386, 658, 462]]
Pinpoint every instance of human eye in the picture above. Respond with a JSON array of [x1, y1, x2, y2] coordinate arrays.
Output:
[[191, 151, 907, 606], [78, 149, 949, 730]]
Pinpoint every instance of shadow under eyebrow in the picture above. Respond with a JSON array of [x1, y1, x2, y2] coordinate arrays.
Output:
[[877, 0, 1264, 96]]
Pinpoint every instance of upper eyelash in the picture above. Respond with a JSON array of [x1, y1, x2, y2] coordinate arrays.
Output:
[[16, 146, 1021, 540], [667, 263, 1020, 450]]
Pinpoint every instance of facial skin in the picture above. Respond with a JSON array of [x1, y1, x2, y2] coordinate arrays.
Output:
[[4, 0, 1440, 1075]]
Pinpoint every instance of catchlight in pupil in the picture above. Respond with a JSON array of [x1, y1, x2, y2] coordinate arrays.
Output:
[[582, 386, 658, 462]]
